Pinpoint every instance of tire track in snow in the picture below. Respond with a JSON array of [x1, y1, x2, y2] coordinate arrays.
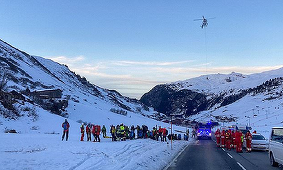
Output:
[[69, 153, 92, 170]]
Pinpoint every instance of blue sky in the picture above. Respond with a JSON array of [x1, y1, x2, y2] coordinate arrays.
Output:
[[1, 1, 283, 98]]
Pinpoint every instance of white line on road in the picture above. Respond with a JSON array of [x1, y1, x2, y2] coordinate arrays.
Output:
[[222, 148, 225, 151], [163, 142, 191, 170], [237, 162, 247, 170], [227, 153, 233, 159]]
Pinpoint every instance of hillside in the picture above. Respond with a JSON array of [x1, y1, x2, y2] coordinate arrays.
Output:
[[0, 39, 169, 134], [141, 70, 283, 117]]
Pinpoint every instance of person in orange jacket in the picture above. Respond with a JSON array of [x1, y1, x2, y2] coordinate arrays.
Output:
[[225, 130, 232, 150], [245, 130, 252, 152], [220, 130, 226, 148], [231, 130, 236, 149], [235, 130, 243, 153], [215, 129, 221, 147]]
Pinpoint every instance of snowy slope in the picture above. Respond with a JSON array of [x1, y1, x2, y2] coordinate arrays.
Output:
[[0, 39, 191, 169], [171, 69, 283, 95], [0, 38, 164, 130]]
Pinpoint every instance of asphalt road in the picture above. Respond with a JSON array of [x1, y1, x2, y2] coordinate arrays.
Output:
[[166, 139, 283, 170]]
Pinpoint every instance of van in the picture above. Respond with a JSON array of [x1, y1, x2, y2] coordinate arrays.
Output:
[[269, 127, 283, 167]]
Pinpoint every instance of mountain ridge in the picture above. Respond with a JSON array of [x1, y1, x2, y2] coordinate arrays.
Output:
[[141, 68, 283, 117]]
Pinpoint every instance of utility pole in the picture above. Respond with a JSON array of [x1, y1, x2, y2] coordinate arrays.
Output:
[[171, 115, 173, 150]]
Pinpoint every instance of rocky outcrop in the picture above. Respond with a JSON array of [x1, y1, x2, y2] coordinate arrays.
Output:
[[140, 84, 208, 116]]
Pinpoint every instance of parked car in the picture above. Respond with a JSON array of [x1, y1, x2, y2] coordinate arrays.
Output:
[[269, 127, 283, 167], [243, 134, 268, 151]]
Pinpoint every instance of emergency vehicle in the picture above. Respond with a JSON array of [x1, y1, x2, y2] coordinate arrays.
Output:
[[197, 123, 212, 140]]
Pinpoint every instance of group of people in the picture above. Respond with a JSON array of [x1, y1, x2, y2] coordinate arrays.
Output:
[[110, 124, 170, 142], [215, 129, 253, 153], [61, 119, 190, 142], [82, 123, 103, 142]]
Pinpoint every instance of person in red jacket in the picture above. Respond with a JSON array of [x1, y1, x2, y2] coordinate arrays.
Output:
[[220, 130, 226, 148], [235, 130, 243, 153], [92, 125, 101, 142], [157, 126, 162, 141], [215, 129, 221, 147], [62, 119, 70, 141], [245, 130, 252, 152], [162, 128, 167, 142], [80, 123, 85, 141]]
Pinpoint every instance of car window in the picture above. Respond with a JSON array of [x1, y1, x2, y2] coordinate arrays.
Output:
[[252, 135, 265, 140], [271, 128, 283, 142]]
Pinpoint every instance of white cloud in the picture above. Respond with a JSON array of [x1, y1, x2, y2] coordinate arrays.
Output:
[[42, 57, 283, 98], [112, 60, 194, 66], [46, 55, 85, 66]]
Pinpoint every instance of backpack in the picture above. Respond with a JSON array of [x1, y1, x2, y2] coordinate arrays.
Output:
[[62, 122, 69, 131]]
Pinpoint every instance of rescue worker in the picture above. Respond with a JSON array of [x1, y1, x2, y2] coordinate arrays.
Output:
[[220, 130, 226, 148], [102, 125, 107, 138], [235, 130, 243, 153], [186, 129, 190, 138], [162, 128, 167, 142], [80, 123, 85, 141], [245, 130, 252, 152], [92, 125, 101, 142], [110, 125, 116, 141], [120, 124, 125, 141], [215, 129, 221, 147], [225, 130, 232, 150], [231, 130, 236, 149], [116, 125, 121, 140], [136, 125, 141, 138], [157, 126, 162, 141], [62, 119, 70, 141], [152, 127, 157, 140], [125, 126, 130, 139], [130, 126, 135, 140], [86, 123, 92, 141], [191, 129, 196, 138]]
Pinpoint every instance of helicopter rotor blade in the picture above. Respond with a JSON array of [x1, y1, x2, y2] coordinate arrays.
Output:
[[193, 19, 203, 21], [207, 17, 216, 20]]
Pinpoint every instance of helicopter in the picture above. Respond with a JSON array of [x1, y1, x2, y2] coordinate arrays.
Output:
[[194, 16, 215, 29]]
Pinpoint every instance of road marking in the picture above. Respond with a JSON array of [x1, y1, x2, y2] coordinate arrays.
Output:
[[237, 162, 247, 170], [227, 153, 233, 159], [163, 143, 191, 170], [222, 148, 225, 151]]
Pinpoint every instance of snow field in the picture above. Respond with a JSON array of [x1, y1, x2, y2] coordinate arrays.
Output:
[[0, 101, 192, 170], [0, 132, 192, 170]]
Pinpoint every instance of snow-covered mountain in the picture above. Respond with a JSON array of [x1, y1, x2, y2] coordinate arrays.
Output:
[[141, 69, 283, 137], [0, 39, 169, 134], [141, 69, 283, 115], [171, 70, 283, 96]]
